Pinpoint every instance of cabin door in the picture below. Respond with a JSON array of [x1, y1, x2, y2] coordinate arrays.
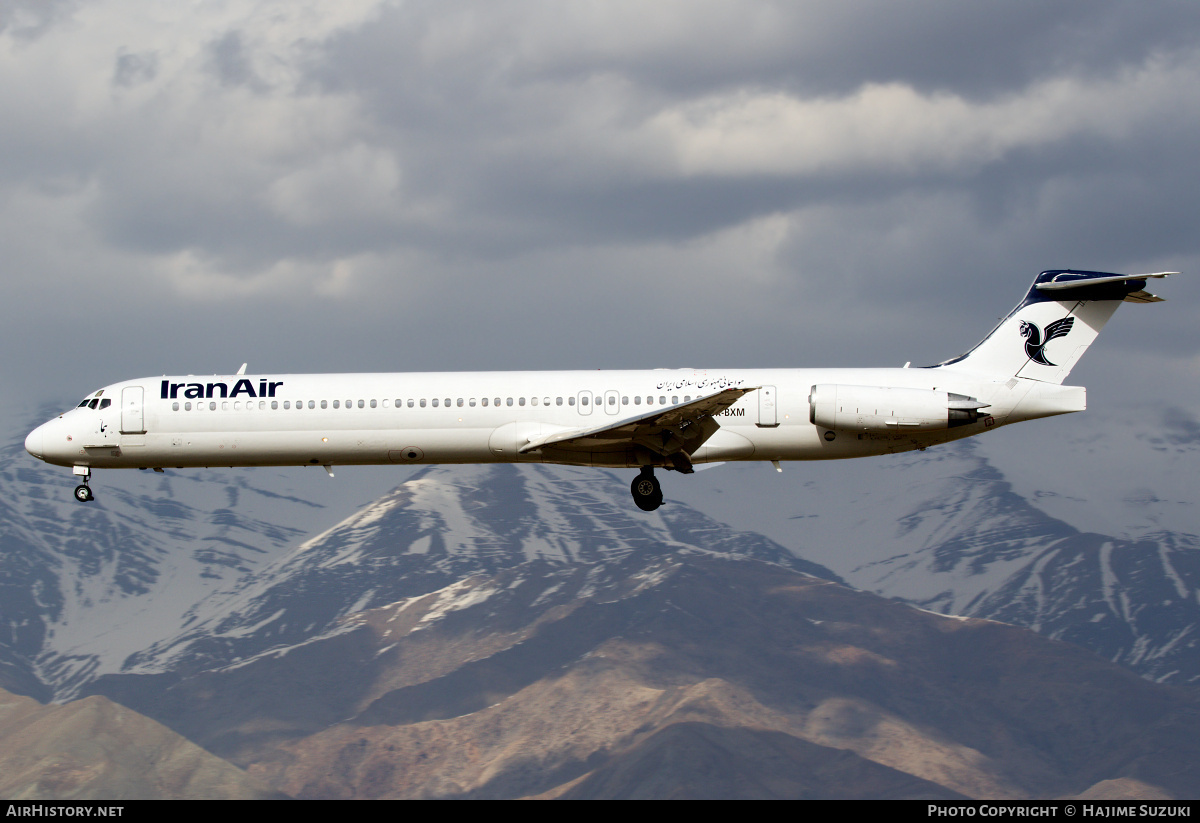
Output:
[[121, 386, 146, 434]]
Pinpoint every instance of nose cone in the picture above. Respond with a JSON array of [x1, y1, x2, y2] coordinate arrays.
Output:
[[25, 424, 44, 460]]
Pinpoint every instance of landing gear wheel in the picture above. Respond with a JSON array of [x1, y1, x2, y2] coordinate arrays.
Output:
[[74, 484, 94, 503], [631, 470, 663, 512]]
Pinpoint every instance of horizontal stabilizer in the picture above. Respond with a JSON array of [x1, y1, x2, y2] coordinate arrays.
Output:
[[1035, 271, 1180, 303], [1036, 271, 1179, 291]]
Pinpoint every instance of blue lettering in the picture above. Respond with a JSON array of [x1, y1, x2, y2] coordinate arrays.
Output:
[[229, 379, 257, 398]]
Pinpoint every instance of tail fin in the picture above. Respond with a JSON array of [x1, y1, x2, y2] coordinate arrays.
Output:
[[936, 270, 1178, 383]]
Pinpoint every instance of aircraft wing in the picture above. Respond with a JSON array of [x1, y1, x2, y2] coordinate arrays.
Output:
[[518, 386, 757, 471]]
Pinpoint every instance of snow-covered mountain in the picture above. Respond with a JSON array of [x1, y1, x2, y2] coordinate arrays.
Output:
[[0, 407, 409, 700], [115, 463, 833, 682], [3, 401, 1198, 701], [667, 422, 1200, 687], [1, 407, 830, 700]]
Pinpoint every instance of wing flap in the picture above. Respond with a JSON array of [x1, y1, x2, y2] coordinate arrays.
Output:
[[518, 387, 757, 463]]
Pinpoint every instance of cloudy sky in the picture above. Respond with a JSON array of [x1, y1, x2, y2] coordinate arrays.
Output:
[[4, 1, 1200, 468]]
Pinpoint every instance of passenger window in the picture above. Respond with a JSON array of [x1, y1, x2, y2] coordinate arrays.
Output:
[[556, 397, 563, 406], [408, 399, 415, 408], [659, 396, 666, 405], [494, 398, 501, 406], [622, 396, 629, 405], [431, 398, 439, 407], [608, 396, 615, 406], [634, 396, 641, 405], [184, 402, 192, 411], [320, 400, 327, 409], [371, 399, 377, 408], [531, 397, 538, 406], [382, 399, 390, 408], [271, 401, 278, 410], [210, 402, 217, 410], [284, 401, 291, 409], [671, 396, 678, 405], [568, 396, 575, 406], [333, 400, 340, 409], [506, 397, 514, 406], [481, 398, 488, 407], [457, 398, 464, 407], [469, 398, 476, 407], [172, 402, 179, 411], [544, 397, 551, 406], [444, 398, 450, 407], [581, 396, 588, 406], [308, 400, 315, 409], [519, 397, 526, 406]]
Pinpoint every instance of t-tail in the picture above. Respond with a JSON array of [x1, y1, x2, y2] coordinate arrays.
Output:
[[936, 269, 1180, 383]]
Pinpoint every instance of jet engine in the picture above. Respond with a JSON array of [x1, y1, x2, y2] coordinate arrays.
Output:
[[809, 384, 988, 432]]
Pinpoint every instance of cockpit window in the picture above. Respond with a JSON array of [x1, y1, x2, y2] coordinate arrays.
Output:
[[99, 399, 111, 409], [78, 400, 90, 408], [88, 399, 99, 409]]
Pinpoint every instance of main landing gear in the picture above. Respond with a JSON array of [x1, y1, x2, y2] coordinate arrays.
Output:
[[631, 467, 664, 512], [73, 466, 94, 503]]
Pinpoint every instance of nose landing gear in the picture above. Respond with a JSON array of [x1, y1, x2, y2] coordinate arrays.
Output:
[[631, 467, 664, 512], [72, 466, 94, 502]]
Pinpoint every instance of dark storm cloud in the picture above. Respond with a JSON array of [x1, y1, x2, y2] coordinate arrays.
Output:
[[1, 0, 1198, 404], [285, 0, 1200, 269], [315, 1, 1200, 102]]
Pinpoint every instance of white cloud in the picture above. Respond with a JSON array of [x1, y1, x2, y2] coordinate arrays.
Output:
[[639, 56, 1200, 178]]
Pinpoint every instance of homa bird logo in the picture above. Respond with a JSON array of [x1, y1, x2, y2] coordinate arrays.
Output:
[[1019, 317, 1074, 366]]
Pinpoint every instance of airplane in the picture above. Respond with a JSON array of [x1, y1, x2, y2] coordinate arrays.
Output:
[[25, 269, 1179, 512]]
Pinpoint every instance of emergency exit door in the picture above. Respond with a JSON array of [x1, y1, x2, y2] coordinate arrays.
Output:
[[757, 385, 778, 427]]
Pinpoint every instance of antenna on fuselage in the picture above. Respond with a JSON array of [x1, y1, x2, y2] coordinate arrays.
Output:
[[236, 363, 247, 375]]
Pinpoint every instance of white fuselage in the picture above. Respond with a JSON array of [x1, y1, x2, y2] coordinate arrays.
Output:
[[25, 366, 1081, 472]]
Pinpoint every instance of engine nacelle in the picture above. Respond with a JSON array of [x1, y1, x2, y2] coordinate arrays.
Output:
[[809, 384, 987, 433]]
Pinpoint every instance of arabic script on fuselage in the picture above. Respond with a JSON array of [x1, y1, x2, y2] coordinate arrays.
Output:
[[654, 375, 745, 391]]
